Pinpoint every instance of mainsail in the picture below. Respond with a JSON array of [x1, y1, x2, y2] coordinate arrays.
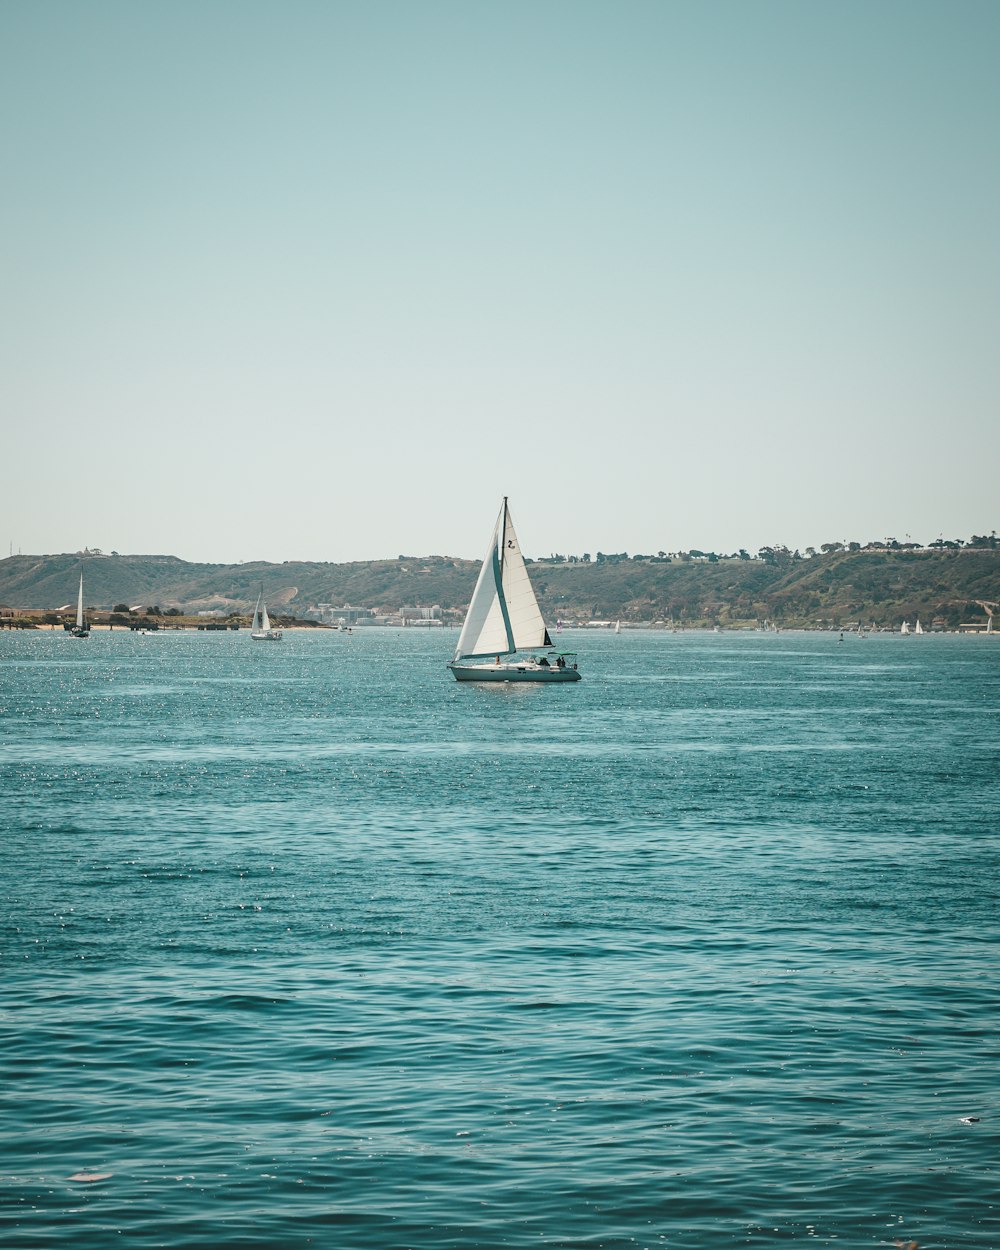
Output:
[[454, 498, 552, 660], [252, 590, 263, 632], [76, 574, 85, 631]]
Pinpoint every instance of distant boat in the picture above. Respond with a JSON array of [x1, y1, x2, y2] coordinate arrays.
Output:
[[915, 618, 924, 635], [448, 497, 580, 682], [614, 620, 621, 635], [70, 572, 90, 638], [901, 621, 911, 635], [250, 586, 282, 641]]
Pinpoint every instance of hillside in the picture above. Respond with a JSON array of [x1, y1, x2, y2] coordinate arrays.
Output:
[[1, 548, 997, 629]]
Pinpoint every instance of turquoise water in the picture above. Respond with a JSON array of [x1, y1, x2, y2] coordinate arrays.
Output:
[[1, 628, 998, 1249]]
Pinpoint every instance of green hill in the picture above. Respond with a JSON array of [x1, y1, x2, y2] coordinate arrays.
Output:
[[0, 547, 997, 629]]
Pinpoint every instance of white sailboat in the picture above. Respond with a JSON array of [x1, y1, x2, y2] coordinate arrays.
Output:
[[914, 618, 924, 634], [448, 498, 580, 682], [901, 620, 911, 635], [250, 586, 282, 641], [614, 620, 621, 634], [70, 572, 90, 638]]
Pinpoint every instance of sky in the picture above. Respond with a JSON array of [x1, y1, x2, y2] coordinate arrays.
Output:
[[2, 0, 998, 564]]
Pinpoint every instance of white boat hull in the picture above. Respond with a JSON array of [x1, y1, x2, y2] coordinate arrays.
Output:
[[448, 661, 581, 683], [251, 630, 283, 641]]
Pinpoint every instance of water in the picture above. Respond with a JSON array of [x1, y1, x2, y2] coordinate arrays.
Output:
[[1, 628, 998, 1249]]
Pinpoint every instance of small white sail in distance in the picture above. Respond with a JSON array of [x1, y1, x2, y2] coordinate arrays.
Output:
[[454, 498, 552, 660], [252, 587, 270, 632], [76, 573, 85, 631]]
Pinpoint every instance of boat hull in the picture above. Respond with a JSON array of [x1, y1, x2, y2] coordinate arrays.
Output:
[[251, 631, 283, 641], [448, 661, 581, 683]]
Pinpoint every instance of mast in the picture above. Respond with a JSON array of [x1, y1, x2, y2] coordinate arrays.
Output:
[[497, 496, 515, 654]]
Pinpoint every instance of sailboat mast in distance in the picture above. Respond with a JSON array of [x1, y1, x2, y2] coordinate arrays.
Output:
[[70, 570, 90, 638], [250, 583, 282, 641]]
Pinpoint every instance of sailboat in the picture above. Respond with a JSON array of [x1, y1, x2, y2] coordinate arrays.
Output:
[[914, 618, 924, 635], [70, 572, 90, 638], [901, 621, 911, 635], [614, 620, 621, 634], [250, 586, 282, 641], [448, 498, 581, 682]]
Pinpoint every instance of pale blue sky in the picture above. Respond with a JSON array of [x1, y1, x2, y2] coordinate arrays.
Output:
[[2, 1, 998, 562]]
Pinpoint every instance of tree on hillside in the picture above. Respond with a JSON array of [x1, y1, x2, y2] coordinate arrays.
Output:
[[758, 546, 793, 567]]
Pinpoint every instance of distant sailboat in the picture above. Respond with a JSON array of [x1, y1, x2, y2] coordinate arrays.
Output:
[[914, 618, 924, 635], [70, 572, 90, 638], [614, 620, 621, 635], [250, 586, 282, 641], [901, 621, 911, 635], [448, 497, 580, 682]]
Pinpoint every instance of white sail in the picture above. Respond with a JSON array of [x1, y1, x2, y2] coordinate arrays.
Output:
[[901, 621, 910, 634], [260, 600, 270, 631], [76, 574, 85, 630], [251, 590, 262, 632], [915, 618, 923, 634], [454, 498, 551, 660]]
